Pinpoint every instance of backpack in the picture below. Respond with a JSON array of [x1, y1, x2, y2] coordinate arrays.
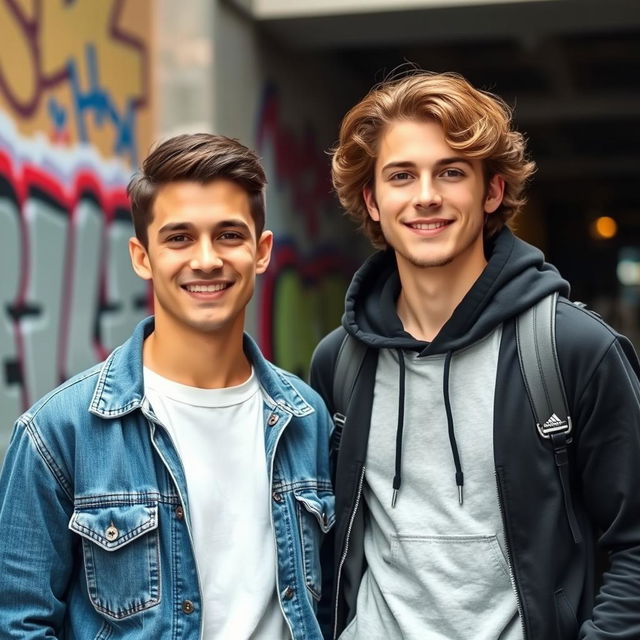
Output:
[[331, 292, 582, 544]]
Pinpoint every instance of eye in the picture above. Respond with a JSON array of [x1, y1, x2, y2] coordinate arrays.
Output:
[[440, 168, 465, 179], [390, 171, 413, 181], [167, 234, 190, 243], [218, 231, 244, 241]]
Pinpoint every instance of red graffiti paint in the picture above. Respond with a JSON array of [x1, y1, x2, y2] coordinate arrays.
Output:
[[0, 148, 148, 414]]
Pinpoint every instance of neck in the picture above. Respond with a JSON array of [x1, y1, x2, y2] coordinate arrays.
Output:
[[143, 317, 250, 389], [396, 251, 487, 342]]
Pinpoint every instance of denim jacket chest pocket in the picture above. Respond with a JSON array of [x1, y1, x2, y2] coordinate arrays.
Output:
[[68, 503, 161, 620]]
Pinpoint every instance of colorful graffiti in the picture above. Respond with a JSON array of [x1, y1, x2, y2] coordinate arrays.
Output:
[[255, 86, 356, 376], [0, 0, 150, 161], [0, 0, 152, 453], [260, 241, 353, 378], [256, 85, 334, 238], [0, 129, 148, 422]]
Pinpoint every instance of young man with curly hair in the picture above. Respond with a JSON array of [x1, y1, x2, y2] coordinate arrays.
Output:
[[0, 133, 334, 639], [310, 72, 640, 639]]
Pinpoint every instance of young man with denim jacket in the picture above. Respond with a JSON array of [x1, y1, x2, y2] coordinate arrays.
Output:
[[0, 133, 334, 639]]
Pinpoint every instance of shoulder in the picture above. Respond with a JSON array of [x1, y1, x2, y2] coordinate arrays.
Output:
[[556, 298, 618, 346], [13, 362, 104, 461], [310, 327, 348, 375], [555, 298, 624, 362], [20, 362, 103, 426], [260, 361, 331, 422], [554, 297, 639, 393], [308, 327, 348, 404], [6, 362, 104, 492], [277, 366, 325, 403]]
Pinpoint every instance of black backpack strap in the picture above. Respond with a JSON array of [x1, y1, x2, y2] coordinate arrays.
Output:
[[516, 292, 582, 544], [331, 333, 367, 454]]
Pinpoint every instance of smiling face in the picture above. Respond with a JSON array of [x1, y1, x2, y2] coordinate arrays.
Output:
[[129, 180, 272, 343], [364, 119, 504, 280]]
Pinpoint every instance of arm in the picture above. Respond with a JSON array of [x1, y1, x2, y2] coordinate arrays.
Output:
[[309, 327, 344, 415], [0, 418, 75, 638], [575, 337, 640, 639], [309, 330, 343, 640]]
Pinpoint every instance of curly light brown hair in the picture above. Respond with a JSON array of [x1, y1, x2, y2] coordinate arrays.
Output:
[[331, 71, 536, 249]]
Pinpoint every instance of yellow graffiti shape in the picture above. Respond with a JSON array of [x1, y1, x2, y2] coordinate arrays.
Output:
[[40, 0, 145, 108], [0, 0, 150, 162], [0, 1, 38, 109], [12, 0, 36, 21]]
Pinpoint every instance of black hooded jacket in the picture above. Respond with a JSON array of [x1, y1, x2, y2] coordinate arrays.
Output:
[[310, 228, 640, 639]]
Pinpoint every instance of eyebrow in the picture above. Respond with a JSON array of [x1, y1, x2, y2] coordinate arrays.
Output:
[[381, 157, 473, 172], [157, 218, 252, 236]]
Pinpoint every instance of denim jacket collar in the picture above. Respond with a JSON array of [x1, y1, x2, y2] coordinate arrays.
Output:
[[89, 316, 313, 419]]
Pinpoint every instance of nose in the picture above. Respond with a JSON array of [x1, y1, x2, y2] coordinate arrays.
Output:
[[189, 240, 223, 272], [415, 175, 442, 208]]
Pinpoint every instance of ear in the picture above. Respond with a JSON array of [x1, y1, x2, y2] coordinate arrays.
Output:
[[484, 174, 505, 214], [129, 237, 153, 281], [255, 230, 274, 275], [363, 185, 380, 222]]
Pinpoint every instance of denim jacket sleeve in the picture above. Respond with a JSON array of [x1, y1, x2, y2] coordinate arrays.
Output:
[[0, 417, 75, 638]]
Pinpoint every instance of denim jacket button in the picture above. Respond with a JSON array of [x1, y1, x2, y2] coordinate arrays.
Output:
[[105, 525, 118, 541], [272, 491, 282, 503], [267, 413, 279, 426], [283, 586, 294, 600], [182, 600, 194, 614], [175, 505, 184, 520]]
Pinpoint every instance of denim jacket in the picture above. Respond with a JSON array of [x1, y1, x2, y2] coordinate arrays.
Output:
[[0, 318, 335, 640]]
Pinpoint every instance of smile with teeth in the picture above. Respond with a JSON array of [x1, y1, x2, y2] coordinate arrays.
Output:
[[409, 220, 451, 230], [184, 283, 230, 293]]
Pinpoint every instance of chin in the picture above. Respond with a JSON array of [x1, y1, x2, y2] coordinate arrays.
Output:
[[404, 251, 455, 269], [180, 317, 227, 334]]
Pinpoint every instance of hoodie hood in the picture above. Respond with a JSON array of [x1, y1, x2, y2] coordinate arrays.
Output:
[[341, 227, 571, 508], [342, 227, 570, 354]]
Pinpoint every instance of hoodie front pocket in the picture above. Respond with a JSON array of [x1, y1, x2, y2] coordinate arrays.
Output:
[[554, 588, 578, 639], [383, 534, 519, 640], [69, 504, 160, 620]]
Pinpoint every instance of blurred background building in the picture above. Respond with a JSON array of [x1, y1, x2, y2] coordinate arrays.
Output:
[[1, 0, 639, 457]]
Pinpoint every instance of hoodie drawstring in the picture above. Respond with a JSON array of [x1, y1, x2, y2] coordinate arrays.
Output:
[[391, 349, 465, 507], [443, 351, 464, 505], [391, 348, 406, 508]]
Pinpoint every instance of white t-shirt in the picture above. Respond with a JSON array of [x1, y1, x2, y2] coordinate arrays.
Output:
[[144, 367, 290, 639]]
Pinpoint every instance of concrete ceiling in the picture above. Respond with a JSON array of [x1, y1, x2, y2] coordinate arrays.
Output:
[[239, 0, 640, 280]]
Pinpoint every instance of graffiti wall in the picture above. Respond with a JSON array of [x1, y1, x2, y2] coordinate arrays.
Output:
[[254, 85, 360, 379], [213, 2, 371, 380], [0, 0, 152, 452]]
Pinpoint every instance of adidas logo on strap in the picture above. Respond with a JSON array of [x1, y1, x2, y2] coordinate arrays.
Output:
[[538, 412, 571, 437], [544, 413, 565, 428]]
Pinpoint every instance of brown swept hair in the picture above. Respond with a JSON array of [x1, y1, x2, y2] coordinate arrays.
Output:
[[331, 71, 536, 249], [128, 133, 267, 247]]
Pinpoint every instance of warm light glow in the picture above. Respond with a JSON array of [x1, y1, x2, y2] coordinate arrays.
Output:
[[593, 216, 618, 239]]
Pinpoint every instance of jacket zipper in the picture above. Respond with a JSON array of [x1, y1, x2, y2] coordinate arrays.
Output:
[[148, 417, 205, 640], [495, 469, 527, 640], [333, 464, 366, 640], [265, 407, 296, 640]]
